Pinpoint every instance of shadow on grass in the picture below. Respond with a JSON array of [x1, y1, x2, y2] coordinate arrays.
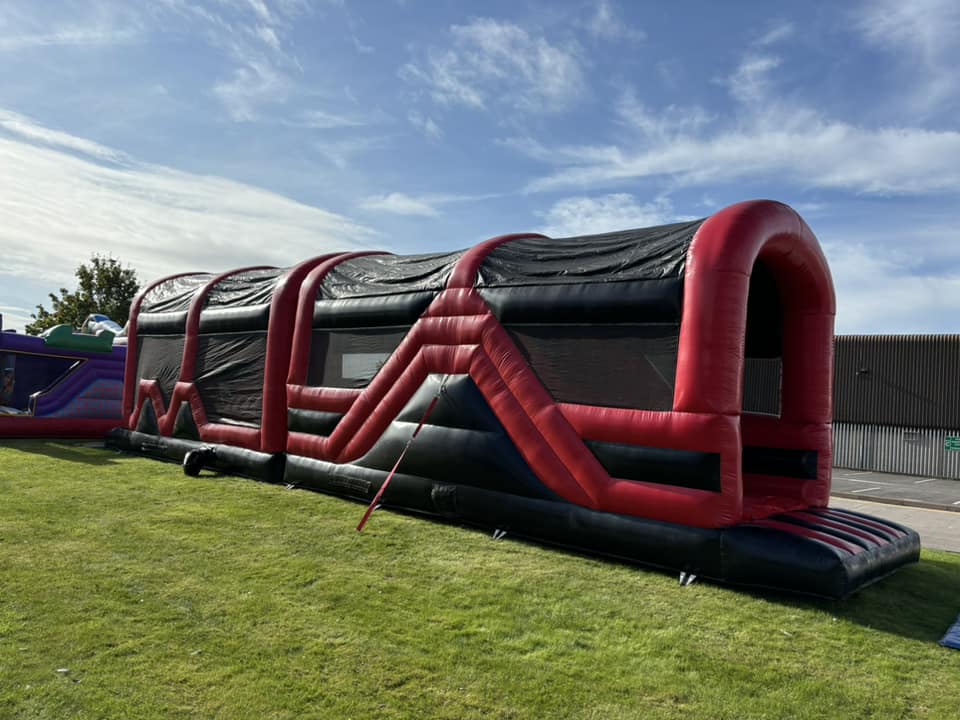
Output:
[[756, 555, 960, 643], [392, 510, 959, 643], [829, 555, 960, 642], [6, 439, 127, 467], [425, 513, 960, 644]]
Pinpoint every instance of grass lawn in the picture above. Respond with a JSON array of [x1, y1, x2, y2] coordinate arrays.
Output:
[[1, 440, 959, 719]]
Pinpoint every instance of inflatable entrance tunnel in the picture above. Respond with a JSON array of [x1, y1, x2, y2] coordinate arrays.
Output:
[[109, 200, 920, 598]]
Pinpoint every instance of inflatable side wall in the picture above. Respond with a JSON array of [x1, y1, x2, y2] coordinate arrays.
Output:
[[0, 323, 125, 438]]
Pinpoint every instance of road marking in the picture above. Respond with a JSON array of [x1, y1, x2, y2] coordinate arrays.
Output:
[[851, 486, 883, 494], [842, 478, 898, 486], [833, 498, 960, 515], [914, 478, 938, 484]]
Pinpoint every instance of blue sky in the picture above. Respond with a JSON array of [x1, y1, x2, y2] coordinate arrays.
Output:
[[1, 0, 958, 334]]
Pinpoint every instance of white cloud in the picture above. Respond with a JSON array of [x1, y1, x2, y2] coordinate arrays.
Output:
[[245, 0, 273, 25], [755, 21, 793, 47], [586, 0, 645, 42], [293, 109, 368, 129], [255, 24, 281, 51], [359, 189, 504, 217], [0, 108, 129, 164], [352, 34, 374, 54], [1, 1, 312, 123], [537, 194, 677, 237], [0, 304, 34, 334], [0, 25, 139, 51], [153, 0, 309, 121], [360, 193, 439, 217], [856, 0, 957, 61], [824, 239, 960, 334], [615, 90, 714, 141], [314, 136, 386, 169], [408, 110, 442, 139], [0, 113, 377, 303], [213, 61, 292, 122], [854, 0, 960, 113], [512, 39, 960, 198], [0, 2, 143, 52], [726, 54, 781, 106], [401, 18, 585, 114]]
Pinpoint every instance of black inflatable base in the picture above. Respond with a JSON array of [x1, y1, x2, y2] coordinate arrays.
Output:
[[107, 428, 285, 483], [107, 429, 921, 599]]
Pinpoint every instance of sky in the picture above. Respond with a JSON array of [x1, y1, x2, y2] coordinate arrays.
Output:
[[0, 0, 958, 334]]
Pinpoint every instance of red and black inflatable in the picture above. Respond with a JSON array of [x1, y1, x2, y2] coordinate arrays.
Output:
[[109, 200, 920, 598]]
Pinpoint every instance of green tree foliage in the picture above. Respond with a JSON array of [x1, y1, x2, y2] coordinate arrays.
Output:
[[25, 255, 140, 335]]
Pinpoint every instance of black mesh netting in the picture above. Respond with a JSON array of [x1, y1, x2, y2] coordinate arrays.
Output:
[[135, 335, 185, 406], [505, 324, 680, 410], [741, 261, 783, 416], [743, 357, 782, 416], [194, 332, 267, 426], [306, 328, 409, 388]]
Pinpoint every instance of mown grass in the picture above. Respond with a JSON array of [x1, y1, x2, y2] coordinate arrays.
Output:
[[1, 440, 959, 719]]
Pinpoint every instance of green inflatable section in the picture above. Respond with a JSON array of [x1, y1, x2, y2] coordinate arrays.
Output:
[[41, 324, 115, 353]]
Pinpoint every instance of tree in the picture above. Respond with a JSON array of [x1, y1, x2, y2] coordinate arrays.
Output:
[[25, 255, 140, 335]]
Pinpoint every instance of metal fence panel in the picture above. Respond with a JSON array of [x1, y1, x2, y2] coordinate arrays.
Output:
[[833, 422, 960, 479]]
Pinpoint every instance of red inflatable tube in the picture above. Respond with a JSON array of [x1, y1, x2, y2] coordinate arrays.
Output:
[[676, 200, 835, 421], [0, 417, 120, 439], [179, 265, 276, 383], [287, 252, 389, 386], [467, 349, 598, 507], [447, 233, 546, 289], [201, 423, 260, 450], [785, 511, 891, 548], [122, 272, 208, 425], [261, 255, 343, 452], [750, 518, 863, 556], [286, 385, 361, 413], [130, 379, 168, 431]]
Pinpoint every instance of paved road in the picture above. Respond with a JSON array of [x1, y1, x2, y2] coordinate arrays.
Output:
[[831, 467, 960, 511]]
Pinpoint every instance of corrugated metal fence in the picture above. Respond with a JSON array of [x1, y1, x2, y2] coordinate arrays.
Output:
[[834, 334, 960, 429], [833, 423, 960, 479], [832, 336, 960, 479], [740, 335, 960, 479]]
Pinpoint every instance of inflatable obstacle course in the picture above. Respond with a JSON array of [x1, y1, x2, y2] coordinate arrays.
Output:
[[107, 200, 920, 598]]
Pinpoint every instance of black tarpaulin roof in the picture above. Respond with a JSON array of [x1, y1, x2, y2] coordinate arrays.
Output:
[[141, 274, 213, 314], [203, 268, 286, 310], [318, 251, 465, 299], [477, 220, 704, 287]]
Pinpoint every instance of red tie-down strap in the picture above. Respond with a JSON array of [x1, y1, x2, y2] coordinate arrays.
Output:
[[356, 381, 445, 532]]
